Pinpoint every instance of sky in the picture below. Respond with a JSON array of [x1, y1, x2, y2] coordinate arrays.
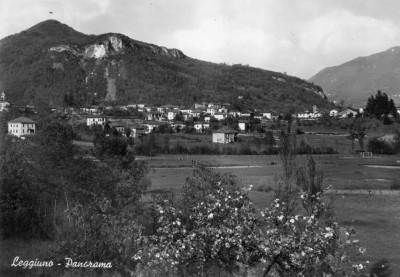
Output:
[[1, 0, 400, 79]]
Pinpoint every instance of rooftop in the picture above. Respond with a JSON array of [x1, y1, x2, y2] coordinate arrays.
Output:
[[213, 126, 237, 134], [8, 117, 35, 124]]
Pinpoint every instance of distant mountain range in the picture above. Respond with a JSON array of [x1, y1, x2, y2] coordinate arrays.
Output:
[[0, 20, 332, 112], [310, 47, 400, 108]]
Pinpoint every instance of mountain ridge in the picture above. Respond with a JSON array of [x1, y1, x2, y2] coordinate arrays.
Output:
[[0, 20, 332, 112], [309, 46, 400, 107]]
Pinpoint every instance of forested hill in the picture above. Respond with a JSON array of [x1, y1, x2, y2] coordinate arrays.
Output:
[[0, 20, 332, 112]]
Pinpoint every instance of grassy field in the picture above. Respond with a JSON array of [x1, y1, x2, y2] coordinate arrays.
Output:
[[145, 154, 400, 191]]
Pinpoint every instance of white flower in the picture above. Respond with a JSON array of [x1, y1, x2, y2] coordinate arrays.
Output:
[[277, 215, 284, 221], [208, 213, 214, 219], [359, 247, 366, 254], [275, 203, 280, 208], [290, 219, 295, 224]]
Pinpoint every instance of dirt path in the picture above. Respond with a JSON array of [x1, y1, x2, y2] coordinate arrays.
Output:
[[326, 189, 400, 195]]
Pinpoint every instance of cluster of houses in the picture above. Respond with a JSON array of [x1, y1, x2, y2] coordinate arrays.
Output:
[[83, 102, 276, 143], [3, 94, 400, 143], [297, 105, 364, 120]]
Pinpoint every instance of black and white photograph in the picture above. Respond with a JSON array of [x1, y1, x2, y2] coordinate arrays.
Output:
[[1, 0, 400, 276]]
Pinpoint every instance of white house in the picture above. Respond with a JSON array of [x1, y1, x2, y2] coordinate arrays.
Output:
[[338, 109, 356, 118], [207, 108, 216, 116], [87, 116, 106, 126], [297, 111, 322, 120], [128, 124, 146, 138], [145, 111, 163, 121], [194, 122, 210, 133], [109, 123, 125, 134], [214, 113, 227, 121], [329, 109, 338, 117], [238, 121, 249, 131], [190, 110, 202, 118], [240, 111, 252, 118], [8, 117, 36, 137], [180, 108, 192, 114], [261, 112, 272, 119], [81, 106, 100, 114], [229, 110, 241, 117], [218, 107, 228, 113], [212, 127, 237, 143], [167, 110, 178, 121], [143, 122, 159, 133], [156, 107, 166, 113]]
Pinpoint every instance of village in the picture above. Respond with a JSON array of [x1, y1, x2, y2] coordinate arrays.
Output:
[[4, 91, 396, 145]]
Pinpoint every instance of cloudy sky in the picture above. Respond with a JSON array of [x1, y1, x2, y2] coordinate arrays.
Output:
[[1, 0, 400, 79]]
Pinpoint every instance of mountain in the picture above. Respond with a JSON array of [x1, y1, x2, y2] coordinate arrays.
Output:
[[309, 47, 400, 107], [0, 20, 332, 112]]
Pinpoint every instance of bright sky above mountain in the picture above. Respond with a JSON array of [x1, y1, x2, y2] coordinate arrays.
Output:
[[1, 0, 400, 79]]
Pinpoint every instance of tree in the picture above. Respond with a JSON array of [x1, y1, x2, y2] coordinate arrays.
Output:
[[138, 169, 262, 276], [364, 90, 397, 119], [259, 132, 365, 276]]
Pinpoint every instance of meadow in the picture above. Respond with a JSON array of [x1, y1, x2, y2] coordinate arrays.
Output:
[[145, 154, 400, 191]]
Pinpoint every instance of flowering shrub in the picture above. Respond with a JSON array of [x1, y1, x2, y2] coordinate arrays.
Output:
[[259, 197, 366, 276], [138, 178, 263, 276]]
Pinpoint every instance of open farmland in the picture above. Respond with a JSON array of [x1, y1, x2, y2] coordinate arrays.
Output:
[[145, 154, 400, 191], [144, 153, 400, 272]]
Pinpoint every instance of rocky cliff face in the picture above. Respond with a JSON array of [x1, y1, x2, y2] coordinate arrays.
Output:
[[49, 34, 185, 60]]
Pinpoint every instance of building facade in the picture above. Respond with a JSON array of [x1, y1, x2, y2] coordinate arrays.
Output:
[[212, 127, 237, 143], [8, 117, 36, 137]]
